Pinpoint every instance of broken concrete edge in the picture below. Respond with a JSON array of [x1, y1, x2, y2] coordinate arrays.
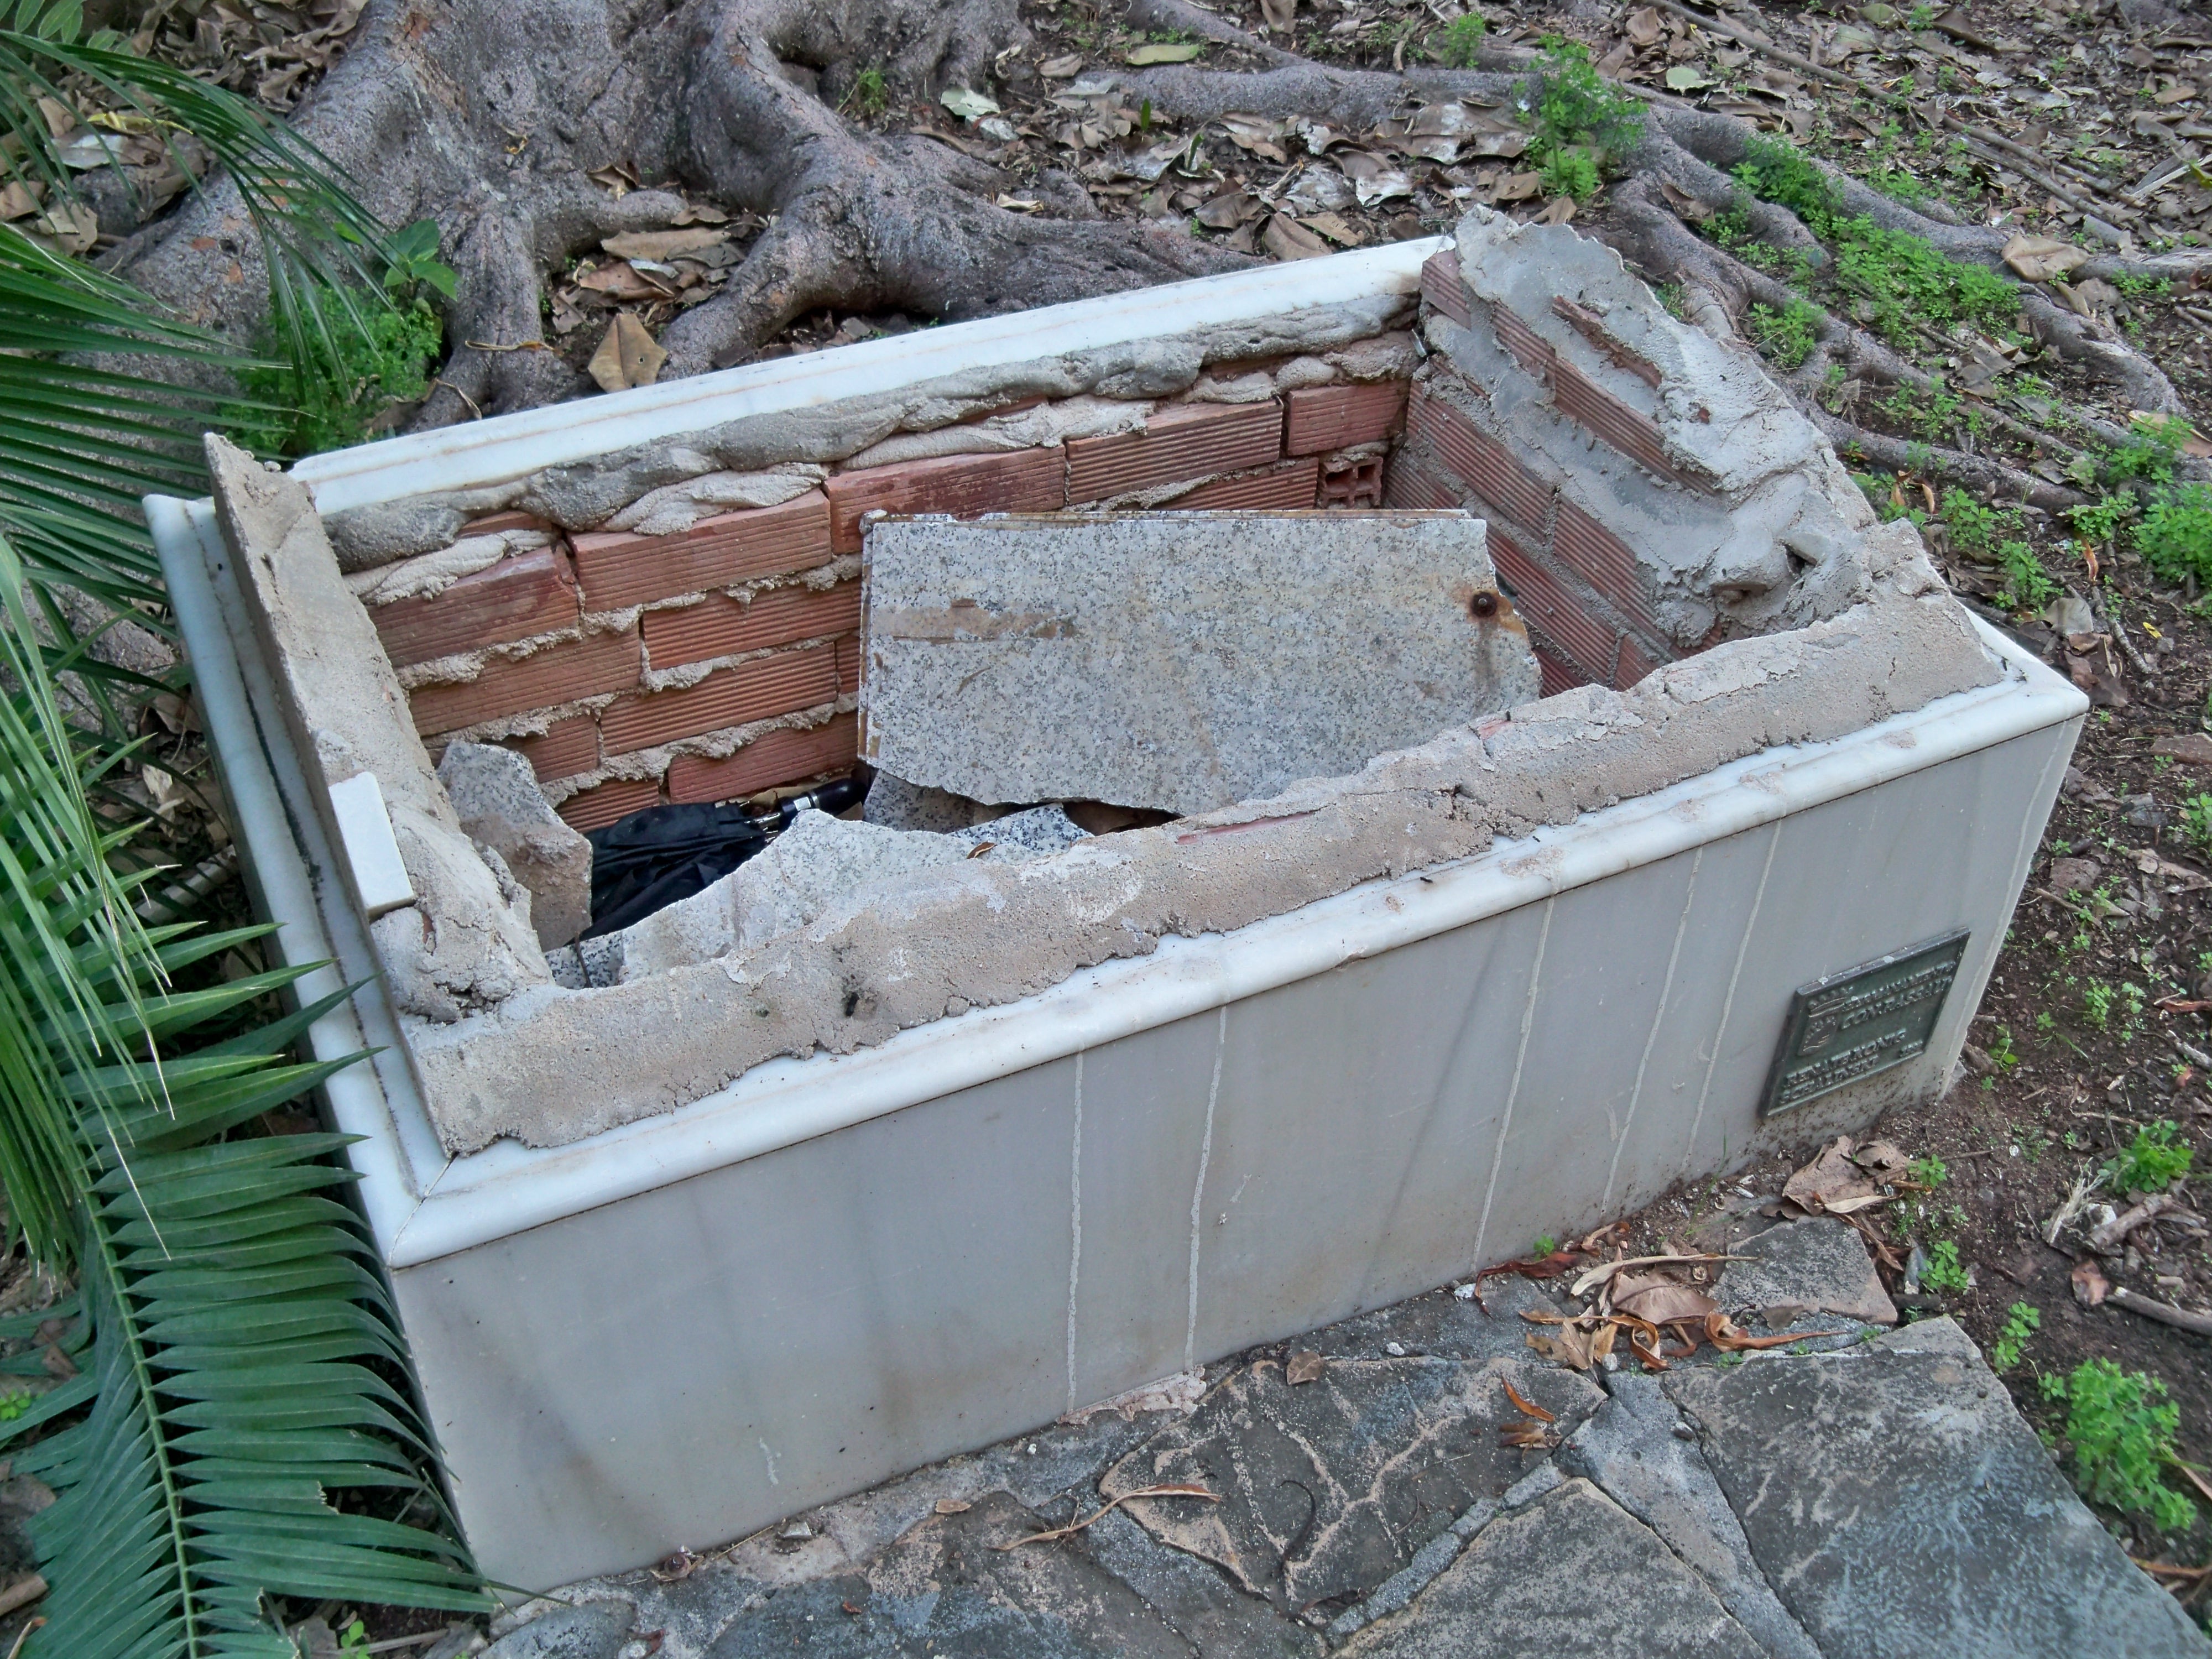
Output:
[[315, 295, 1420, 565], [402, 523, 2002, 1155]]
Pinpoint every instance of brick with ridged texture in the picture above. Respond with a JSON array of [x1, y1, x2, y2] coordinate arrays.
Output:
[[1285, 383, 1407, 456], [371, 546, 581, 670], [1406, 388, 1554, 531], [1487, 525, 1619, 684], [508, 716, 599, 784], [665, 713, 861, 805], [408, 628, 640, 737], [570, 491, 833, 612], [1065, 401, 1284, 502], [643, 581, 862, 670], [558, 776, 662, 832], [601, 643, 842, 755], [824, 448, 1066, 555], [1165, 458, 1321, 510]]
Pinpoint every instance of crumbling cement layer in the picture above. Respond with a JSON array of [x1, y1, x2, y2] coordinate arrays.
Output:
[[860, 510, 1539, 816], [316, 299, 1416, 565], [205, 439, 551, 1021], [404, 519, 1999, 1153]]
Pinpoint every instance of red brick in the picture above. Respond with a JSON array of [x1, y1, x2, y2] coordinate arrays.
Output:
[[1381, 446, 1462, 510], [558, 776, 661, 832], [1319, 456, 1386, 509], [370, 546, 580, 669], [1065, 401, 1283, 503], [460, 510, 552, 536], [1533, 644, 1590, 698], [1488, 525, 1618, 684], [825, 448, 1065, 555], [1552, 499, 1657, 635], [1550, 358, 1712, 490], [408, 629, 641, 737], [643, 581, 862, 670], [1489, 304, 1557, 378], [570, 491, 832, 612], [1613, 633, 1660, 689], [1407, 388, 1553, 531], [1285, 383, 1407, 456], [601, 643, 841, 755], [665, 713, 860, 805], [509, 716, 599, 784], [1165, 458, 1321, 511], [1421, 248, 1469, 327]]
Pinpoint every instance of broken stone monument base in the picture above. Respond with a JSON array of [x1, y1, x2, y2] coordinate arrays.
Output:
[[437, 742, 594, 949]]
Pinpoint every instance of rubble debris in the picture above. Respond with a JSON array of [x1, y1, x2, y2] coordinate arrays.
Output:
[[437, 742, 593, 948], [860, 509, 1539, 816]]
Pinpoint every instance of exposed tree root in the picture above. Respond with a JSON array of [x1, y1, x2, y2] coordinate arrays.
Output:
[[109, 0, 2199, 517]]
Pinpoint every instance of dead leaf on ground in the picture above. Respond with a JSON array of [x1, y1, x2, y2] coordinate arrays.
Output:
[[1613, 1279, 1720, 1324], [1525, 1326, 1597, 1369], [1705, 1313, 1840, 1350], [2070, 1258, 2111, 1307], [588, 313, 667, 392], [1040, 54, 1084, 77], [933, 1498, 973, 1514], [1783, 1136, 1883, 1214], [1534, 196, 1577, 225], [1126, 41, 1205, 64], [1659, 180, 1713, 222], [1481, 1249, 1585, 1287], [1285, 1350, 1326, 1385], [2002, 232, 2091, 283], [1626, 7, 1665, 46], [1501, 1376, 1555, 1422], [602, 227, 729, 261], [1262, 212, 1332, 260], [575, 260, 674, 301], [1490, 171, 1543, 204], [1260, 0, 1297, 28]]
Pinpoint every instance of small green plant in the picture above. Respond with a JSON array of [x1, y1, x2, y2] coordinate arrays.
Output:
[[843, 65, 889, 118], [2000, 542, 2058, 610], [2102, 415, 2188, 487], [1537, 145, 1602, 202], [1990, 1302, 2040, 1373], [2138, 483, 2212, 586], [2105, 1119, 2194, 1193], [1531, 1233, 1558, 1257], [1527, 38, 1644, 178], [1909, 1152, 1950, 1188], [1919, 1239, 1970, 1293], [2041, 1360, 2197, 1531], [229, 288, 445, 458], [1746, 298, 1823, 369], [0, 1388, 29, 1422], [1432, 10, 1488, 67], [1907, 2, 1937, 26], [2083, 979, 2114, 1031], [2180, 793, 2212, 854], [339, 1619, 371, 1653]]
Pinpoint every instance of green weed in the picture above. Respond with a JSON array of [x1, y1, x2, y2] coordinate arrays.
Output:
[[2138, 483, 2212, 586], [0, 1389, 28, 1422], [1910, 1153, 1950, 1188], [1919, 1239, 1970, 1293], [1746, 298, 1823, 368], [2182, 794, 2212, 855], [2000, 542, 2058, 612], [1432, 11, 1488, 67], [1990, 1302, 2040, 1373], [2070, 492, 2133, 550], [1528, 39, 1644, 175], [2083, 980, 2114, 1032], [228, 290, 444, 458], [2106, 1119, 2194, 1193], [1538, 146, 1603, 202], [1531, 1233, 1558, 1257], [843, 65, 889, 117], [2041, 1360, 2197, 1531]]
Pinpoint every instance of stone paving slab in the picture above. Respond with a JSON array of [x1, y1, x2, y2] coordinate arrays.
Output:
[[1337, 1478, 1768, 1659], [1711, 1217, 1897, 1326], [492, 1224, 2211, 1659], [1669, 1335, 2210, 1658], [1099, 1355, 1603, 1608]]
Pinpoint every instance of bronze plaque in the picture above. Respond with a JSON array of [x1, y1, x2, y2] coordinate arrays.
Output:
[[1760, 931, 1970, 1118]]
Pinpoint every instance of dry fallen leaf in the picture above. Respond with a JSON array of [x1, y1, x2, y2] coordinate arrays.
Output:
[[1260, 0, 1297, 29], [1783, 1137, 1882, 1214], [1040, 54, 1084, 77], [1491, 171, 1543, 204], [1626, 6, 1664, 46], [1525, 1326, 1596, 1369], [588, 313, 667, 393], [1704, 1313, 1840, 1351], [1261, 212, 1331, 260], [2070, 1258, 2111, 1307], [2001, 232, 2091, 284], [1534, 195, 1577, 225], [1613, 1280, 1719, 1324], [1285, 1350, 1326, 1385], [603, 227, 729, 261], [933, 1498, 973, 1514], [1126, 40, 1205, 64], [1500, 1376, 1554, 1422]]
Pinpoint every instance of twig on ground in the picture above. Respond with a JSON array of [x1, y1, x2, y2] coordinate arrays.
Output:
[[2086, 1192, 2179, 1254], [993, 1484, 1218, 1550], [2106, 1284, 2212, 1337]]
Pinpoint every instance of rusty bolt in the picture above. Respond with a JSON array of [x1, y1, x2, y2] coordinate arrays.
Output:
[[1469, 591, 1499, 619]]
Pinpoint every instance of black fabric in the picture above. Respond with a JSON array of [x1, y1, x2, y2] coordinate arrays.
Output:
[[583, 802, 768, 937]]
